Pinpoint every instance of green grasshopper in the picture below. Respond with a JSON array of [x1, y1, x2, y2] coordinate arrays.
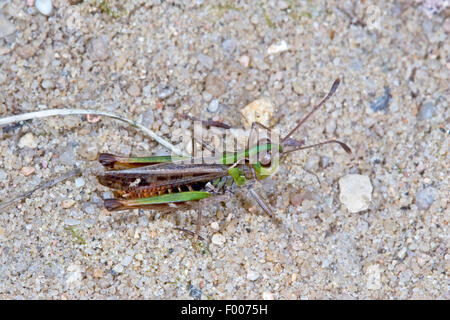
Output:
[[97, 79, 351, 236]]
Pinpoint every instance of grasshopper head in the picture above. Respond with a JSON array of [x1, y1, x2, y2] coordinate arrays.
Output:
[[250, 79, 351, 180]]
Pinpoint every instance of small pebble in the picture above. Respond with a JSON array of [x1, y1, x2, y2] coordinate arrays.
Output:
[[291, 81, 303, 95], [135, 253, 143, 261], [141, 109, 154, 127], [197, 53, 214, 70], [127, 84, 141, 97], [415, 187, 437, 210], [238, 55, 250, 67], [325, 118, 336, 135], [211, 233, 226, 246], [339, 174, 373, 213], [35, 0, 52, 16], [93, 268, 103, 278], [16, 45, 37, 58], [157, 86, 174, 99], [189, 285, 202, 300], [205, 74, 226, 97], [86, 114, 101, 123], [74, 178, 85, 188], [112, 264, 123, 274], [20, 166, 35, 176], [350, 58, 363, 71], [121, 256, 132, 267], [62, 200, 76, 209], [267, 40, 289, 55], [222, 39, 237, 55], [66, 264, 82, 286], [41, 79, 54, 89], [210, 222, 220, 231], [78, 143, 98, 161], [240, 98, 275, 129], [82, 203, 96, 215], [64, 218, 81, 226], [0, 14, 16, 39], [18, 133, 38, 149], [88, 35, 110, 61], [370, 87, 391, 112], [0, 169, 7, 180], [397, 247, 407, 260], [290, 190, 313, 207], [417, 102, 435, 121], [142, 85, 151, 97], [366, 264, 382, 290], [252, 53, 268, 70], [444, 18, 450, 33], [60, 147, 77, 165], [320, 156, 330, 169], [207, 99, 219, 113], [262, 291, 274, 300], [63, 116, 82, 129], [247, 270, 260, 281]]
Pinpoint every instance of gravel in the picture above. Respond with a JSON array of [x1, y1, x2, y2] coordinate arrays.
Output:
[[0, 14, 16, 38], [247, 271, 260, 281], [415, 187, 437, 210], [207, 99, 219, 113], [35, 0, 52, 16], [197, 53, 214, 70], [338, 174, 373, 213], [211, 233, 226, 246], [417, 101, 436, 120], [0, 0, 447, 300], [370, 87, 391, 112], [18, 133, 38, 149]]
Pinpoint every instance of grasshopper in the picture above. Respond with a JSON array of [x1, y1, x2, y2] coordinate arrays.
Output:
[[96, 79, 351, 237]]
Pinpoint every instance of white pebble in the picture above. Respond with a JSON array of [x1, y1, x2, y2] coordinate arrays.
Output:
[[64, 218, 81, 226], [267, 40, 289, 55], [262, 291, 274, 300], [415, 187, 437, 210], [74, 178, 85, 188], [197, 53, 214, 70], [366, 264, 382, 290], [18, 133, 38, 149], [135, 253, 143, 261], [41, 79, 54, 89], [66, 264, 82, 286], [0, 169, 7, 180], [210, 222, 220, 231], [112, 264, 124, 274], [211, 233, 225, 246], [247, 270, 260, 281], [121, 256, 133, 267], [417, 102, 435, 121], [240, 98, 275, 129], [339, 174, 373, 213], [35, 0, 52, 16], [0, 14, 16, 38], [397, 247, 407, 260], [207, 99, 219, 113], [238, 55, 250, 67]]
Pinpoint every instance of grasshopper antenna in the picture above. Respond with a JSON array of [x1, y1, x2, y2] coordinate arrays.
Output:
[[281, 78, 340, 144], [283, 139, 351, 155]]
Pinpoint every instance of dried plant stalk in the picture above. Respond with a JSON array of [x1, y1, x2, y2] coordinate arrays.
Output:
[[0, 108, 187, 156]]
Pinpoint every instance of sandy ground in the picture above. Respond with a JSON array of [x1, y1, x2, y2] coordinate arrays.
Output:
[[0, 0, 448, 299]]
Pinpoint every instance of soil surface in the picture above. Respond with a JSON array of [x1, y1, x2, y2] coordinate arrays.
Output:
[[0, 0, 448, 299]]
